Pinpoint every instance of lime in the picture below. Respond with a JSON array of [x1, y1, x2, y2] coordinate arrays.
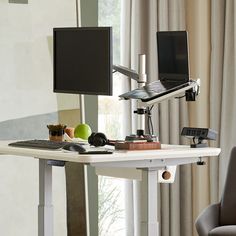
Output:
[[74, 123, 92, 140]]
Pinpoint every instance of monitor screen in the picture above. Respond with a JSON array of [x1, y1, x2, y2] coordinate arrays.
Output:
[[53, 27, 113, 95], [157, 31, 189, 82]]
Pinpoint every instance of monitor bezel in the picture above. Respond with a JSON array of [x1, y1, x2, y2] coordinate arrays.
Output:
[[53, 27, 113, 96]]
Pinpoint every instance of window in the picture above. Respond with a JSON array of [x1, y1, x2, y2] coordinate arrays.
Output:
[[98, 1, 126, 235]]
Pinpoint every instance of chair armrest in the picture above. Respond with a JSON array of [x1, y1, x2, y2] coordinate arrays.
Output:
[[195, 203, 220, 236]]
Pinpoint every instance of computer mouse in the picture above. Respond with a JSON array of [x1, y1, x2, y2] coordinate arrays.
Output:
[[62, 143, 86, 153]]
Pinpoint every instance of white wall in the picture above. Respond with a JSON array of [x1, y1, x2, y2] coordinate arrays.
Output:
[[0, 0, 78, 235], [0, 0, 79, 121]]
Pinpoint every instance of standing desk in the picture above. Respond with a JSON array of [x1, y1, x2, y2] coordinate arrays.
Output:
[[0, 141, 221, 236]]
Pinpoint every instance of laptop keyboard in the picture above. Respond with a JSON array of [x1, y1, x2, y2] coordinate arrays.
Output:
[[119, 80, 190, 101], [145, 80, 184, 93], [145, 82, 167, 94], [8, 140, 69, 150]]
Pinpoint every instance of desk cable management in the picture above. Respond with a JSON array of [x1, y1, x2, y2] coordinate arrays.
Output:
[[146, 105, 154, 135]]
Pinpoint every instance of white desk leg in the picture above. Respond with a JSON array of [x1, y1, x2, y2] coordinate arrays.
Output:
[[147, 169, 159, 236], [136, 169, 159, 236], [38, 159, 53, 236]]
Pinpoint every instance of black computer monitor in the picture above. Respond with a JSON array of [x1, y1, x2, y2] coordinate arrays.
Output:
[[157, 31, 189, 82], [53, 27, 113, 95]]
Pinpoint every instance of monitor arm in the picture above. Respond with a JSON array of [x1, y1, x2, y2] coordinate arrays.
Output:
[[113, 65, 139, 81], [113, 54, 147, 85], [113, 54, 200, 140], [113, 54, 153, 140]]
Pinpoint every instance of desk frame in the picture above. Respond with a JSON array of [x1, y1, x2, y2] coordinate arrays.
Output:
[[38, 160, 53, 236], [0, 142, 221, 236]]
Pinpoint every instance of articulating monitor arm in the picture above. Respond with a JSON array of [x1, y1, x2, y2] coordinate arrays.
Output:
[[113, 65, 139, 82], [113, 54, 147, 85]]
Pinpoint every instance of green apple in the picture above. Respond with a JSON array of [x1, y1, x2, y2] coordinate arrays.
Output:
[[74, 123, 92, 140]]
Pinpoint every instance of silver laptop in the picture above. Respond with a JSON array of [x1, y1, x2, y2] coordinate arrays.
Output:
[[119, 31, 190, 102]]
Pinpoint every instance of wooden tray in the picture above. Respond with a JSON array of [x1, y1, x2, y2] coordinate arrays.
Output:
[[115, 141, 161, 150]]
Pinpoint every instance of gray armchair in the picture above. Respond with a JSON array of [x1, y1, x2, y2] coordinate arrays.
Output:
[[195, 147, 236, 236]]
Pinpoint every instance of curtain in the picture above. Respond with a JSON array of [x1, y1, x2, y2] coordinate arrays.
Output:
[[210, 0, 236, 196], [185, 1, 236, 233], [185, 1, 212, 234], [121, 0, 236, 235], [121, 1, 192, 235]]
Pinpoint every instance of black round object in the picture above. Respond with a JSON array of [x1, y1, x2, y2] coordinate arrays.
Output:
[[88, 132, 108, 147], [88, 132, 96, 145]]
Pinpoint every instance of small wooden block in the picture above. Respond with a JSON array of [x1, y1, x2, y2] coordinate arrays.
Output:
[[115, 141, 161, 150]]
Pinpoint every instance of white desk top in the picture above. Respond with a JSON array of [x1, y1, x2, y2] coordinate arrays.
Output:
[[0, 141, 221, 168]]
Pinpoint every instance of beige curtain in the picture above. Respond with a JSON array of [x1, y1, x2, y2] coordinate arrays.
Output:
[[157, 2, 191, 235], [187, 2, 236, 236], [185, 1, 212, 235], [121, 1, 193, 235], [210, 0, 236, 195]]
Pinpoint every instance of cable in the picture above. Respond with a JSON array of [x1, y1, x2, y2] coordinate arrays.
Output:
[[150, 116, 154, 135], [149, 105, 154, 135], [146, 106, 154, 135]]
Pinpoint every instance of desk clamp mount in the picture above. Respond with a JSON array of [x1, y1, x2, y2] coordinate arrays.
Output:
[[191, 137, 208, 148]]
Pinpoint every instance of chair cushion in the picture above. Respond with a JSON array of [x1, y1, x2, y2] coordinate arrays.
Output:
[[209, 226, 236, 236]]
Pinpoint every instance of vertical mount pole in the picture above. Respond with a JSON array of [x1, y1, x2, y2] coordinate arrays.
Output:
[[136, 54, 147, 135]]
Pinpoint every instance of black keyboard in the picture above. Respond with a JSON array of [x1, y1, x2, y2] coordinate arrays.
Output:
[[8, 140, 69, 150]]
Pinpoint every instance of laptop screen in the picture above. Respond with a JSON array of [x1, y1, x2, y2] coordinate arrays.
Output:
[[157, 31, 189, 83]]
